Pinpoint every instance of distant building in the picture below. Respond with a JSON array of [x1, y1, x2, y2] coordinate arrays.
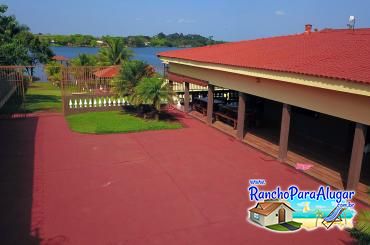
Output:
[[52, 55, 69, 65]]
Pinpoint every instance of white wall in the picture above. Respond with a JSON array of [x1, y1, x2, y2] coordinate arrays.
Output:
[[264, 204, 293, 226]]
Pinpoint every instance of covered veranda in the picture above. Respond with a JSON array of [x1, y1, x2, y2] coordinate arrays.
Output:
[[164, 63, 370, 205]]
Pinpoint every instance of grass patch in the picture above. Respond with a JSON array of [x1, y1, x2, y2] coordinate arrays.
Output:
[[288, 221, 303, 228], [266, 221, 302, 232], [24, 82, 62, 112], [66, 111, 182, 134], [266, 224, 290, 231], [0, 82, 62, 114]]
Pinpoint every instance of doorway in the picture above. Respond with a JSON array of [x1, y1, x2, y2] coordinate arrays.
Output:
[[278, 208, 286, 223]]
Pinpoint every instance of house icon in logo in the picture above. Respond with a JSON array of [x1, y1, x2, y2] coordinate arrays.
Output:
[[249, 199, 295, 227]]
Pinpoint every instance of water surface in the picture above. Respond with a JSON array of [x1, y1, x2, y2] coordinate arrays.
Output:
[[35, 46, 181, 80]]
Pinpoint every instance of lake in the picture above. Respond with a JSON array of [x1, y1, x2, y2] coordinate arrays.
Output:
[[35, 46, 181, 80]]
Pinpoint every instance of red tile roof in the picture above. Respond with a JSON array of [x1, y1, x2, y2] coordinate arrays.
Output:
[[249, 202, 294, 216], [158, 28, 370, 85], [94, 66, 120, 78], [52, 55, 69, 61]]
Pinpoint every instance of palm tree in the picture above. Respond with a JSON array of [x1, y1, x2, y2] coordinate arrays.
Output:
[[114, 60, 154, 96], [131, 77, 173, 120], [315, 209, 324, 227], [71, 54, 97, 66], [98, 38, 132, 65], [347, 210, 370, 245]]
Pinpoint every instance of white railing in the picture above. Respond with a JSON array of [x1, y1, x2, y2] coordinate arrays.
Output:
[[67, 96, 129, 109]]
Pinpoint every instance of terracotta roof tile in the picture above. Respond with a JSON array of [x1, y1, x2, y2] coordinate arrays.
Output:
[[249, 202, 294, 216], [52, 55, 69, 61], [94, 66, 120, 78], [158, 28, 370, 85]]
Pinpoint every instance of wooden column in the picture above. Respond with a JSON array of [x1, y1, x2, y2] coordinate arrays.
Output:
[[347, 123, 367, 190], [168, 80, 173, 91], [278, 104, 291, 161], [184, 82, 190, 113], [236, 92, 247, 140], [207, 84, 214, 124]]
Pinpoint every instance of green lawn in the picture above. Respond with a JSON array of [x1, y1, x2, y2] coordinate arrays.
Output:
[[0, 81, 62, 114], [24, 82, 62, 112], [266, 224, 290, 231], [266, 221, 302, 232], [66, 111, 182, 134]]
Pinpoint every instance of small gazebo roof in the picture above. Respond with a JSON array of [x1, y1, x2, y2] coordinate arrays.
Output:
[[94, 66, 120, 78], [52, 55, 69, 61]]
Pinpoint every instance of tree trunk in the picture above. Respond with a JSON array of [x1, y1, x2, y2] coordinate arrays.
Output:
[[30, 67, 34, 83]]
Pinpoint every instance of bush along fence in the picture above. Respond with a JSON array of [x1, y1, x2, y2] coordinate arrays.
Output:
[[0, 66, 31, 111], [61, 66, 126, 115]]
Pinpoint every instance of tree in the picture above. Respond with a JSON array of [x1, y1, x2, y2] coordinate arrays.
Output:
[[157, 32, 166, 39], [113, 60, 154, 96], [0, 4, 54, 73], [131, 77, 173, 120], [98, 38, 132, 65], [71, 54, 97, 66], [347, 210, 370, 245], [315, 209, 324, 227], [44, 61, 62, 85]]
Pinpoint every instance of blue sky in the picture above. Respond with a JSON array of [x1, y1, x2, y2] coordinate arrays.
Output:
[[4, 0, 370, 41]]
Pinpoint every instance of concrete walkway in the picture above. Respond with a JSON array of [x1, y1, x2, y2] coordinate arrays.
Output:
[[0, 111, 360, 244], [280, 222, 300, 231]]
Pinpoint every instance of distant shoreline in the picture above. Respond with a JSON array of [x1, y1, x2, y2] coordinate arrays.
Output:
[[37, 33, 223, 49], [48, 44, 194, 48]]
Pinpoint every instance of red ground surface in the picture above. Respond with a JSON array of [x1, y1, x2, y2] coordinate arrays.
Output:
[[0, 111, 365, 244]]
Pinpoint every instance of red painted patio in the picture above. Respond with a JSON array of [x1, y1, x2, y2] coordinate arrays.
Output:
[[0, 111, 363, 244]]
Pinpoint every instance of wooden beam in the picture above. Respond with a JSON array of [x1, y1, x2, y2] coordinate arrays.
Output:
[[236, 92, 247, 140], [184, 82, 190, 113], [347, 123, 367, 190], [278, 104, 291, 161], [207, 84, 214, 124]]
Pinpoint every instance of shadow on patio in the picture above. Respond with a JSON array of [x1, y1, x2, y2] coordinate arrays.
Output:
[[0, 117, 41, 244]]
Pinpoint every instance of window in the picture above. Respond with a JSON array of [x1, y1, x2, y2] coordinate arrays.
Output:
[[253, 213, 260, 220]]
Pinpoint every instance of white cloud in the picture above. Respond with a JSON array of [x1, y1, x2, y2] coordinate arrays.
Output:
[[275, 10, 285, 16], [177, 18, 196, 24], [314, 205, 326, 209], [296, 201, 309, 207]]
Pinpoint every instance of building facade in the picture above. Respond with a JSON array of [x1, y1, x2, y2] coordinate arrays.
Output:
[[158, 27, 370, 204]]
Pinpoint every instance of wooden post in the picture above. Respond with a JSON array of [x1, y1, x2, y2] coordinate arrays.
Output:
[[347, 123, 367, 190], [184, 82, 190, 113], [278, 104, 291, 161], [207, 84, 214, 124], [236, 92, 247, 140], [168, 80, 173, 92], [163, 63, 167, 78]]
